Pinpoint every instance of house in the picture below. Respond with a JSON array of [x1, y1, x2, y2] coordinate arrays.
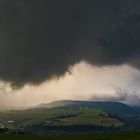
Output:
[[8, 121, 14, 123], [0, 124, 5, 129]]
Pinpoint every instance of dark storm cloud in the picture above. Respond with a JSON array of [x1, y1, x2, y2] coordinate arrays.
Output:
[[0, 0, 140, 86]]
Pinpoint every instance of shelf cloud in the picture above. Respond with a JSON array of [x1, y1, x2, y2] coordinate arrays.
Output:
[[0, 62, 140, 109], [0, 0, 140, 87]]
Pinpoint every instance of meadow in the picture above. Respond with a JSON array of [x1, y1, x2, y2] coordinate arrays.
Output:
[[0, 101, 140, 135], [0, 105, 123, 128]]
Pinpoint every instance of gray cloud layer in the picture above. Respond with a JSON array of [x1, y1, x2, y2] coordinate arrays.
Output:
[[0, 62, 140, 109], [0, 0, 140, 86]]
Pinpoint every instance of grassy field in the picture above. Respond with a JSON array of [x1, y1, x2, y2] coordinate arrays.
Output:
[[0, 106, 123, 127], [0, 132, 140, 140]]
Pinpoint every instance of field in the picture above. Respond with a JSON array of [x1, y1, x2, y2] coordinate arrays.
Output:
[[0, 132, 140, 140], [0, 101, 140, 135], [0, 105, 123, 128]]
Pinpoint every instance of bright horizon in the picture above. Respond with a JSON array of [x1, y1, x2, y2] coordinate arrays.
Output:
[[0, 61, 139, 109]]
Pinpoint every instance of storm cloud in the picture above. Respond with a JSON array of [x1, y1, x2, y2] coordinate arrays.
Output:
[[0, 0, 140, 86]]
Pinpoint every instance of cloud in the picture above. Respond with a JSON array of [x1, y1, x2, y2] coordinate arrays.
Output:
[[0, 62, 140, 109], [0, 1, 140, 86]]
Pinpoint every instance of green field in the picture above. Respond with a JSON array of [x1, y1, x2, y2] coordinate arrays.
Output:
[[1, 132, 140, 140], [0, 105, 123, 127], [1, 101, 140, 135]]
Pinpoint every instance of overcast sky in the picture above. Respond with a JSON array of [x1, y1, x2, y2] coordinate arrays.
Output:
[[0, 61, 140, 109], [1, 1, 140, 109]]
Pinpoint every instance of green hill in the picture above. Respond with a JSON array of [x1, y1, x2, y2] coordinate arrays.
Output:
[[37, 100, 140, 117], [0, 101, 123, 127], [0, 100, 140, 135]]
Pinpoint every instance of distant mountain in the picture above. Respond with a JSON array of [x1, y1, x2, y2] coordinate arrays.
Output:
[[36, 100, 140, 117], [1, 100, 140, 135], [37, 100, 76, 108], [0, 100, 124, 129]]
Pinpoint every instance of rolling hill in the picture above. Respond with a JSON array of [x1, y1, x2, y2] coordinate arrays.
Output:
[[36, 100, 140, 117], [0, 100, 140, 135]]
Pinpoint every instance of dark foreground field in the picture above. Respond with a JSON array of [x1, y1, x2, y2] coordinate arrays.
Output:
[[0, 132, 140, 140]]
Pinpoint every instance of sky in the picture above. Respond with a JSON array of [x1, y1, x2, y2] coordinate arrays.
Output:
[[1, 0, 140, 109], [1, 61, 140, 109]]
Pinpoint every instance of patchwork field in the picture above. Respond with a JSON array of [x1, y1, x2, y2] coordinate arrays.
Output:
[[0, 101, 140, 135], [0, 105, 123, 128]]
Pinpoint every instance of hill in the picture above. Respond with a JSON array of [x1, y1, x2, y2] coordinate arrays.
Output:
[[36, 100, 140, 117], [0, 100, 140, 135]]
